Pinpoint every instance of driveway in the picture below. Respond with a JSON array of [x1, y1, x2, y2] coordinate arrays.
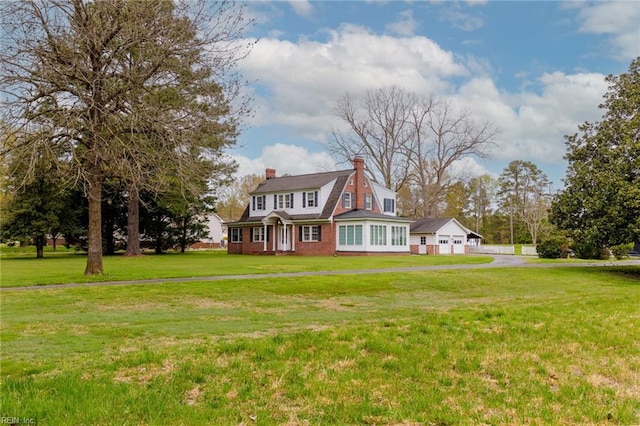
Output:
[[3, 255, 639, 292]]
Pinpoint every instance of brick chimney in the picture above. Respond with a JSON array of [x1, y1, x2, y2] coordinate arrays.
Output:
[[265, 168, 276, 179], [353, 157, 365, 209]]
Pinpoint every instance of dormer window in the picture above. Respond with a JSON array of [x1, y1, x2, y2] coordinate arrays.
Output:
[[277, 193, 293, 209], [303, 191, 318, 208], [252, 195, 266, 211]]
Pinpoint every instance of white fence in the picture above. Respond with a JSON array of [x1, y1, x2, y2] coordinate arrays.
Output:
[[469, 245, 539, 256], [469, 245, 515, 255]]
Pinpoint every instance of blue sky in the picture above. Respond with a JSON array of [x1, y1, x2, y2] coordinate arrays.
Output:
[[229, 0, 640, 188]]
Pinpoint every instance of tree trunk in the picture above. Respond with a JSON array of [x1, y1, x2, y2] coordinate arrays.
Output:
[[35, 234, 45, 258], [85, 177, 104, 275], [126, 186, 141, 256]]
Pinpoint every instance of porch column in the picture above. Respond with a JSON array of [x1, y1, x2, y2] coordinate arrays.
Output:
[[263, 223, 267, 252], [292, 224, 295, 252], [273, 223, 277, 251]]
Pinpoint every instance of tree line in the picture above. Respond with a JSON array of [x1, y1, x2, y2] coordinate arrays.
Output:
[[1, 0, 252, 273], [1, 0, 637, 268]]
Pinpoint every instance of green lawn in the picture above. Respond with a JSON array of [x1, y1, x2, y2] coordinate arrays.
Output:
[[1, 264, 639, 425], [0, 249, 492, 287]]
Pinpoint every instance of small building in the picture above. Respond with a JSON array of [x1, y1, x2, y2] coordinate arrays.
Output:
[[410, 218, 481, 255], [227, 158, 411, 256], [190, 213, 227, 249]]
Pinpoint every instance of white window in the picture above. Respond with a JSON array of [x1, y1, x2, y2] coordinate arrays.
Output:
[[252, 227, 265, 242], [364, 194, 372, 210], [230, 228, 243, 243], [420, 236, 427, 245], [338, 224, 362, 245], [342, 192, 352, 209], [384, 198, 395, 213], [453, 239, 463, 245], [370, 225, 387, 245], [439, 239, 449, 245], [253, 195, 265, 211], [391, 226, 406, 246], [301, 225, 320, 242], [278, 193, 292, 209], [304, 191, 318, 208]]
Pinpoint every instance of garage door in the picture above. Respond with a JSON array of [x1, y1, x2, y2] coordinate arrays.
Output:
[[438, 236, 450, 255], [453, 236, 465, 254]]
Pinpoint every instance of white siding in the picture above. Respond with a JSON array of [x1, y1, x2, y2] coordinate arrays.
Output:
[[336, 221, 409, 253], [370, 182, 397, 216], [248, 179, 338, 218]]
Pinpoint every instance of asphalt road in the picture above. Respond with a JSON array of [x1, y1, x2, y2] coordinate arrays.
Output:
[[2, 255, 639, 292]]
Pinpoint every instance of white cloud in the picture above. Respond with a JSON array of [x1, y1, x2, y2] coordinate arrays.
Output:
[[236, 20, 610, 182], [240, 24, 468, 141], [233, 143, 337, 177], [438, 6, 484, 32], [575, 1, 640, 60], [386, 10, 419, 36], [457, 72, 608, 164], [288, 0, 314, 18]]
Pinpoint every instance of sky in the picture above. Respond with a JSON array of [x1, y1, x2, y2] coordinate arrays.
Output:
[[229, 0, 640, 189]]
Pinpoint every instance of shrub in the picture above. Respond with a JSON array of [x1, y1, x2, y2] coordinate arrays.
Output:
[[610, 243, 633, 259], [572, 240, 608, 259], [537, 238, 564, 259]]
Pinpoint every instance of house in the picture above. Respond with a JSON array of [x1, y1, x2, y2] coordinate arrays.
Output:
[[409, 217, 482, 255], [190, 213, 227, 249], [227, 158, 411, 255]]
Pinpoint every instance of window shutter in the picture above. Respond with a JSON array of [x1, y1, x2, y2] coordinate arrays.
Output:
[[317, 225, 322, 241], [262, 195, 266, 209], [250, 227, 254, 241], [314, 191, 318, 207], [299, 226, 303, 241], [252, 196, 255, 211], [290, 193, 294, 208], [274, 194, 277, 209], [302, 192, 306, 208], [266, 226, 270, 242]]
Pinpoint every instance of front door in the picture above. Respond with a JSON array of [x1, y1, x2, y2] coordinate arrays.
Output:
[[278, 225, 291, 251]]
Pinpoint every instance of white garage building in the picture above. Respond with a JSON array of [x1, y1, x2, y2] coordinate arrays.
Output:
[[409, 218, 481, 255]]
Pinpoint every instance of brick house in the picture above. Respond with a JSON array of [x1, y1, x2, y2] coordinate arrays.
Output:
[[227, 158, 411, 255]]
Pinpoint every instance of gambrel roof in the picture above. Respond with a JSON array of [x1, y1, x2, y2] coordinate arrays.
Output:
[[250, 169, 354, 194]]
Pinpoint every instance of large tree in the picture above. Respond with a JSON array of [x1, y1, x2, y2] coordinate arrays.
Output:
[[1, 144, 69, 258], [329, 87, 496, 217], [0, 0, 251, 274], [551, 57, 640, 251], [406, 100, 496, 217], [328, 86, 415, 191], [498, 160, 551, 244]]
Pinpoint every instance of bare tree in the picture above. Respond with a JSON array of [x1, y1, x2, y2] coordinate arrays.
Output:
[[328, 86, 415, 191], [407, 100, 497, 217], [215, 173, 264, 221], [329, 87, 497, 217], [0, 0, 252, 274]]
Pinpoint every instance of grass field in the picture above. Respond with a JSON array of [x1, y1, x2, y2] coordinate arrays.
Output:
[[1, 254, 639, 425], [0, 248, 493, 288]]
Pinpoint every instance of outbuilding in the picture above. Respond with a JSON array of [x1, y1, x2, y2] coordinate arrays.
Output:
[[409, 218, 481, 255]]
